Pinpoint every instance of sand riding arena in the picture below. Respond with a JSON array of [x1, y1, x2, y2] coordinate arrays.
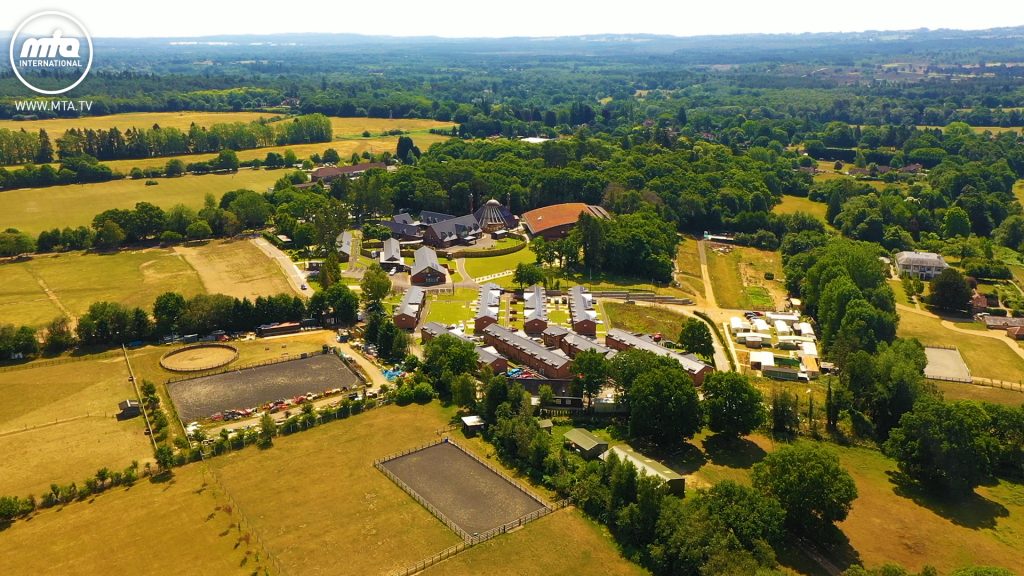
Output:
[[160, 343, 240, 373]]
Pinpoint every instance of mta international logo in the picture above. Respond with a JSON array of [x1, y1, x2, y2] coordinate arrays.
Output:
[[9, 11, 93, 95]]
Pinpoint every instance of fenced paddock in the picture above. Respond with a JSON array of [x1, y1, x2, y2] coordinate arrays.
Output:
[[167, 353, 360, 422], [377, 440, 549, 538], [923, 345, 971, 382]]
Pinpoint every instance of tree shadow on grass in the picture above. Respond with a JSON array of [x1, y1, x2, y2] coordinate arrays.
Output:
[[703, 433, 768, 469], [777, 525, 862, 576], [659, 441, 707, 475], [888, 471, 1009, 529]]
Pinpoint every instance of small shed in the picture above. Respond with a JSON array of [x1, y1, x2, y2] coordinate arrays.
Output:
[[461, 415, 485, 436], [537, 419, 553, 433], [564, 428, 608, 459], [118, 399, 141, 418], [774, 320, 793, 336]]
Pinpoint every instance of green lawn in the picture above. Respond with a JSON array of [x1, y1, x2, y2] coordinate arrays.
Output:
[[0, 249, 204, 327], [745, 285, 774, 308], [423, 288, 477, 327], [774, 194, 829, 223], [463, 247, 536, 281], [646, 430, 1024, 575], [2, 170, 283, 236]]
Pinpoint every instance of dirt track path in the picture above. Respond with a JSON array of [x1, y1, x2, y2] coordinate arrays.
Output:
[[27, 268, 75, 326], [697, 240, 719, 309]]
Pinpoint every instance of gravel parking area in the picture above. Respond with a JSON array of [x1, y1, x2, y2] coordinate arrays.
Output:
[[167, 353, 360, 421]]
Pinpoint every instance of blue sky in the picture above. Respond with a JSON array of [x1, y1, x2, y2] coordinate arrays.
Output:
[[8, 0, 1020, 38]]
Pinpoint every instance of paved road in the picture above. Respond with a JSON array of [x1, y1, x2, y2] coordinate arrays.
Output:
[[251, 237, 313, 298]]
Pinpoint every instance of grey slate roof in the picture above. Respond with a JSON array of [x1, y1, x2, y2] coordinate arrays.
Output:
[[395, 286, 425, 318], [419, 211, 457, 225], [336, 231, 353, 257], [524, 285, 547, 322], [411, 246, 443, 277], [563, 332, 616, 358], [476, 283, 502, 321], [569, 285, 594, 324], [380, 238, 403, 264], [895, 251, 948, 268], [606, 328, 710, 375], [482, 324, 569, 369], [427, 213, 482, 243]]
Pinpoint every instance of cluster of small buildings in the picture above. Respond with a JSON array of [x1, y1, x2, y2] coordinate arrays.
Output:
[[376, 240, 448, 286], [730, 311, 819, 381]]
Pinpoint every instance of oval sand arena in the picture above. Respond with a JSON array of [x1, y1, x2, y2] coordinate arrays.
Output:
[[160, 344, 239, 372]]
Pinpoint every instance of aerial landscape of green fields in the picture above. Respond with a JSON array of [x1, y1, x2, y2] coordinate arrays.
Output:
[[2, 3, 1024, 576]]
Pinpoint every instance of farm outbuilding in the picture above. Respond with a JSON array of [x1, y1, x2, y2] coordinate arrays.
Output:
[[564, 428, 608, 460], [601, 445, 685, 496], [117, 399, 141, 418]]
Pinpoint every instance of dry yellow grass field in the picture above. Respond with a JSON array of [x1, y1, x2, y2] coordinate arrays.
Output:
[[2, 169, 283, 235], [423, 508, 647, 576], [0, 248, 204, 327], [0, 464, 265, 576], [0, 112, 453, 140], [0, 111, 277, 138], [94, 131, 453, 172], [0, 354, 151, 496], [208, 403, 463, 575], [175, 239, 291, 299]]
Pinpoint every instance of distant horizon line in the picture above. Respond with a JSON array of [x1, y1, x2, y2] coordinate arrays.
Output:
[[2, 24, 1023, 41]]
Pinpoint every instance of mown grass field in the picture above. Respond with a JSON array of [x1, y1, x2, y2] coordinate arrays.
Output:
[[0, 353, 151, 497], [774, 194, 829, 223], [0, 463, 265, 576], [705, 245, 785, 310], [0, 249, 204, 327], [423, 508, 647, 576], [174, 239, 291, 300], [463, 248, 537, 284], [423, 288, 478, 328], [897, 310, 1024, 383], [2, 169, 282, 235]]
